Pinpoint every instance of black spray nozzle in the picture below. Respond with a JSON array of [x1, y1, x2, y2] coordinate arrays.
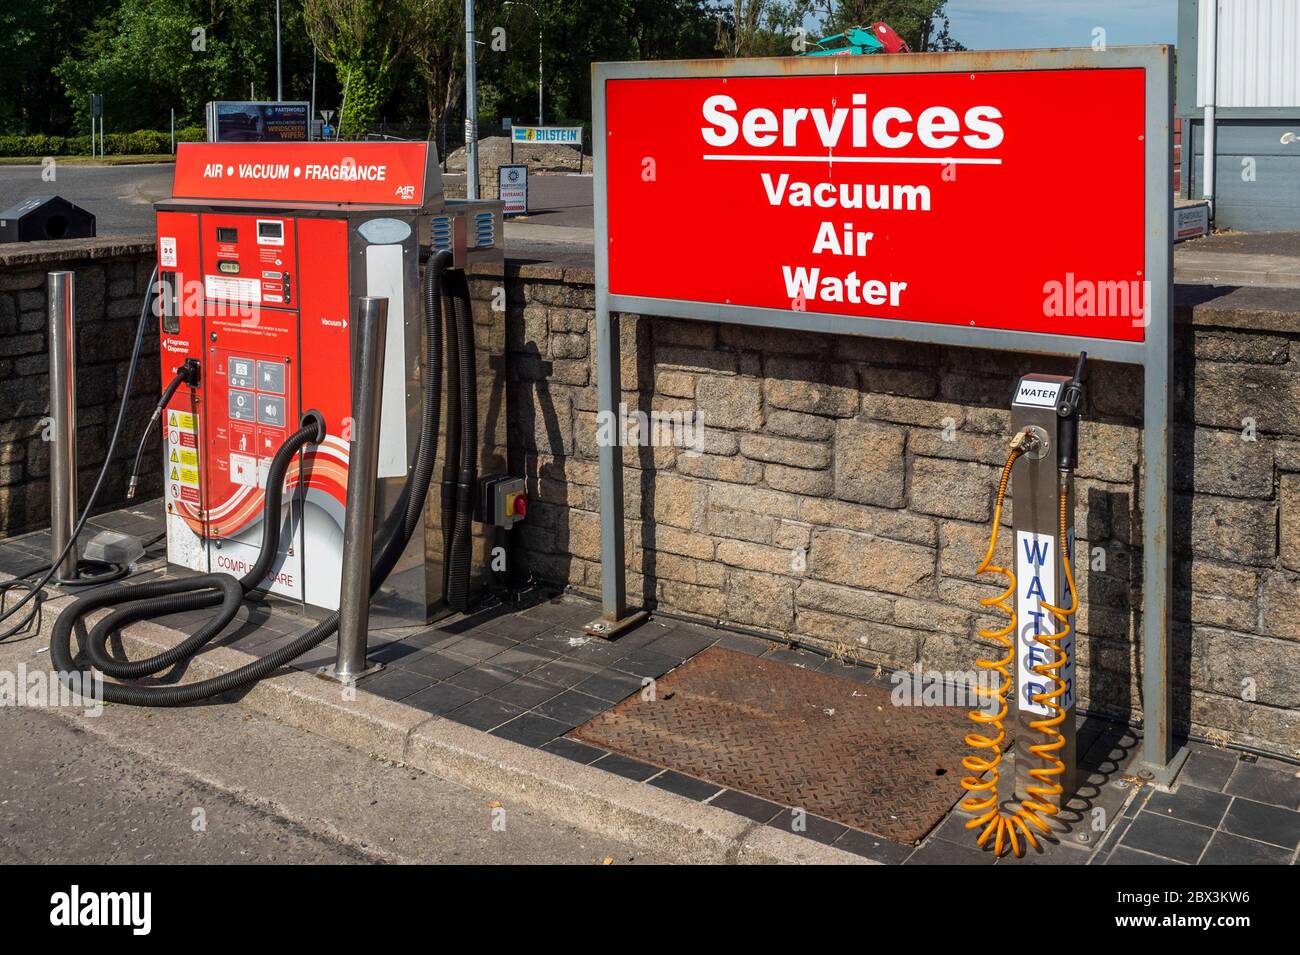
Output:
[[1056, 351, 1086, 472]]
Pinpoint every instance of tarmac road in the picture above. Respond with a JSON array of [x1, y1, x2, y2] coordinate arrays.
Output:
[[0, 162, 173, 236], [0, 163, 595, 241], [0, 702, 662, 865]]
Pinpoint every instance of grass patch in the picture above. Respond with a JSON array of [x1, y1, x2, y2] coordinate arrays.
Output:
[[0, 154, 175, 166]]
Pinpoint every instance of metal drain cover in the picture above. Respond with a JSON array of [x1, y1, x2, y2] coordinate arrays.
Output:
[[572, 647, 972, 844]]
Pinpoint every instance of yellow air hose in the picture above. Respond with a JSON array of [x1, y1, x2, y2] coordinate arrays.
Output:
[[959, 436, 1078, 857]]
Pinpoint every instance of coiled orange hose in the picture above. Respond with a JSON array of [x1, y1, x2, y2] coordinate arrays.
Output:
[[960, 444, 1077, 857]]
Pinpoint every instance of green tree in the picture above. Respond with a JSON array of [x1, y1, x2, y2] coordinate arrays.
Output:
[[303, 0, 417, 134], [53, 0, 323, 134], [0, 0, 118, 134]]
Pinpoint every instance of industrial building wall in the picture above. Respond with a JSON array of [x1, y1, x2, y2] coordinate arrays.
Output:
[[1179, 0, 1300, 230], [1184, 118, 1300, 230], [1195, 0, 1300, 109], [478, 264, 1300, 758]]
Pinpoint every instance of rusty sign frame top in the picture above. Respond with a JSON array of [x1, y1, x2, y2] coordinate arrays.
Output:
[[589, 46, 1183, 784]]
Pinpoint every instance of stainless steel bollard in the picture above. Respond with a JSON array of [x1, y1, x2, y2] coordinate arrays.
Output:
[[47, 271, 79, 580], [332, 296, 388, 683]]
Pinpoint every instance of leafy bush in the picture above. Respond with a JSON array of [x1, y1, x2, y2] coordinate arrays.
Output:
[[0, 127, 203, 157]]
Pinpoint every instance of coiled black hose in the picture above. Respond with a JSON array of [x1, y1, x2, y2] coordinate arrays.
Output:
[[49, 251, 454, 706], [446, 270, 478, 611]]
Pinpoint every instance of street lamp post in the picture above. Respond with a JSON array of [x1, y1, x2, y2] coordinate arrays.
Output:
[[505, 0, 543, 126]]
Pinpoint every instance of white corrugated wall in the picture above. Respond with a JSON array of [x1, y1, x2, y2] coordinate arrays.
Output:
[[1196, 0, 1300, 108]]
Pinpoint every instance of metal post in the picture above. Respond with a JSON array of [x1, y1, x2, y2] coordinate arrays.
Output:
[[1008, 375, 1078, 811], [170, 108, 175, 154], [464, 0, 479, 199], [332, 296, 388, 682], [275, 0, 283, 102], [47, 272, 79, 580]]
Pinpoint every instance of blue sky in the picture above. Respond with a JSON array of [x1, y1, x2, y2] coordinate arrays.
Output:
[[944, 0, 1178, 50]]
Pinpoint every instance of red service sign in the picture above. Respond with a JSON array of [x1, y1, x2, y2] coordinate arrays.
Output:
[[172, 142, 431, 207], [604, 68, 1150, 343]]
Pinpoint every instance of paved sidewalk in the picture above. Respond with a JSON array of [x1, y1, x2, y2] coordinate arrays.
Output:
[[1175, 230, 1300, 287]]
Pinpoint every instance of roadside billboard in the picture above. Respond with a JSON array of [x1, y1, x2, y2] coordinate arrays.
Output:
[[206, 102, 312, 143]]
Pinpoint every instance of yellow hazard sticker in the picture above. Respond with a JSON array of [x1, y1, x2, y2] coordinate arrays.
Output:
[[167, 410, 195, 430], [170, 447, 198, 467]]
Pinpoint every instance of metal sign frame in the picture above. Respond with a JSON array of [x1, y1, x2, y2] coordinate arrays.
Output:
[[590, 45, 1183, 783]]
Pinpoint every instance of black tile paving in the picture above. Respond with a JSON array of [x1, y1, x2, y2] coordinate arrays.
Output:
[[541, 737, 607, 765], [707, 789, 782, 824], [1221, 797, 1300, 848], [1224, 761, 1300, 810], [648, 769, 722, 801], [446, 696, 525, 731], [491, 712, 570, 747], [1200, 831, 1293, 865], [1144, 785, 1232, 829], [403, 681, 479, 716], [767, 811, 849, 846], [1121, 812, 1214, 863], [590, 753, 660, 782]]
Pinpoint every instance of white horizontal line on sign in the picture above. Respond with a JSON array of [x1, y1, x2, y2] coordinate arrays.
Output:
[[701, 154, 1002, 165]]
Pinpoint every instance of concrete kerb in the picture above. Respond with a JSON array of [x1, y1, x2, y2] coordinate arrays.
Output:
[[2, 569, 869, 865]]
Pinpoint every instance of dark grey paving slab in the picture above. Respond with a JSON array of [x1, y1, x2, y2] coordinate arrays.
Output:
[[1200, 830, 1294, 865], [612, 647, 680, 680], [1177, 747, 1238, 792], [394, 649, 473, 681], [907, 838, 997, 865], [487, 675, 565, 710], [589, 752, 659, 782], [767, 811, 849, 846], [832, 828, 913, 864], [713, 632, 771, 656], [648, 769, 722, 801], [572, 669, 645, 703], [490, 712, 569, 747], [643, 626, 717, 660], [706, 789, 782, 824], [1144, 785, 1232, 829], [1121, 812, 1214, 863], [1221, 797, 1300, 848], [540, 737, 607, 765], [445, 664, 517, 695], [358, 666, 434, 703], [446, 696, 525, 731], [488, 645, 556, 675], [1107, 846, 1184, 865], [530, 657, 601, 688], [403, 681, 479, 716], [1224, 760, 1300, 810], [532, 689, 609, 727]]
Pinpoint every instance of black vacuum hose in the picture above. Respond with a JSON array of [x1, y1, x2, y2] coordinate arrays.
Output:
[[440, 274, 462, 592], [446, 271, 478, 610], [49, 251, 455, 706]]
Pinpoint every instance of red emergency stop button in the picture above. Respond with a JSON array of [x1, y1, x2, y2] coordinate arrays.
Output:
[[509, 493, 528, 519]]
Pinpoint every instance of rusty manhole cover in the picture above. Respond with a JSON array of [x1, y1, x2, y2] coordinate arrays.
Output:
[[571, 647, 972, 844]]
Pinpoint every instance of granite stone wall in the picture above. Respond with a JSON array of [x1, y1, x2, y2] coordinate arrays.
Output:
[[0, 239, 161, 537], [477, 263, 1300, 756]]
